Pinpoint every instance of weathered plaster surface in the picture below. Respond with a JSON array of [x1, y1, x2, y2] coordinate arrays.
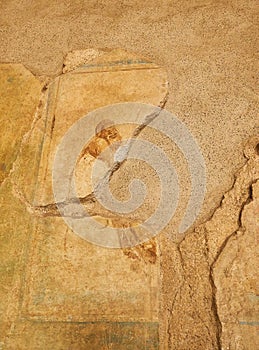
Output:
[[161, 137, 258, 349], [0, 1, 258, 348], [1, 51, 168, 349], [0, 49, 258, 349]]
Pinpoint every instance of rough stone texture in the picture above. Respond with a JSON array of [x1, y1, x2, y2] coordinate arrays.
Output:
[[161, 137, 259, 349], [0, 1, 258, 349], [0, 0, 258, 221], [213, 180, 259, 349]]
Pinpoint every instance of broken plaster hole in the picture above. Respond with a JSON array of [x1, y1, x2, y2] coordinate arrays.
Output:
[[255, 143, 259, 156]]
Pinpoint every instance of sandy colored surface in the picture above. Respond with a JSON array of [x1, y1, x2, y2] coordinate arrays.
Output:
[[0, 1, 258, 349], [0, 0, 258, 219], [0, 51, 166, 349]]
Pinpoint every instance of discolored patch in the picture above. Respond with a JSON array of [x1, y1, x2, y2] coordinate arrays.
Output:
[[123, 238, 158, 264]]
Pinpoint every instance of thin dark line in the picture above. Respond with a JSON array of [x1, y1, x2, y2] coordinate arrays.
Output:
[[72, 66, 162, 74], [22, 318, 159, 326]]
